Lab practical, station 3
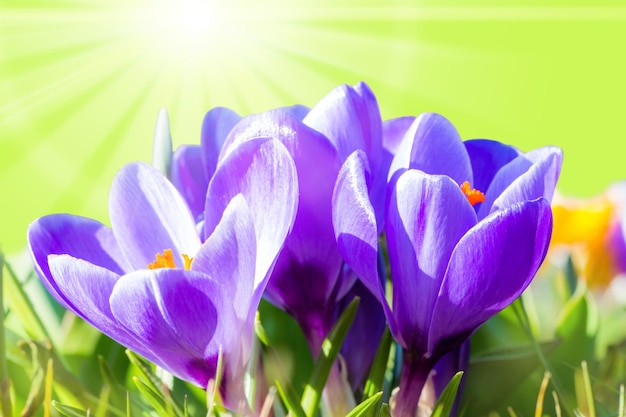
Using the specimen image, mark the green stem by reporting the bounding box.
[0,253,12,417]
[511,298,574,417]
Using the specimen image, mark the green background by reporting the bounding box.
[1,0,625,254]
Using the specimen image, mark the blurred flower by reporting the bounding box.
[549,182,626,288]
[28,138,298,412]
[333,113,561,417]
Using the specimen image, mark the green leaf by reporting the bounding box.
[274,379,306,417]
[300,296,359,417]
[206,347,225,417]
[363,328,392,400]
[152,108,173,176]
[0,252,12,417]
[97,356,128,415]
[431,371,464,417]
[461,339,560,416]
[18,339,92,409]
[52,401,90,417]
[345,392,382,417]
[21,366,45,417]
[125,350,162,396]
[255,311,270,347]
[133,376,171,417]
[2,259,48,341]
[380,402,391,417]
[547,285,597,407]
[128,353,187,417]
[563,254,578,297]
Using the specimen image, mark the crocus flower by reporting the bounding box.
[170,104,310,222]
[28,138,298,412]
[170,106,242,220]
[212,82,382,416]
[333,113,561,417]
[549,182,626,288]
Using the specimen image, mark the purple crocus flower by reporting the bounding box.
[170,104,310,222]
[218,83,382,354]
[333,113,562,417]
[27,138,298,413]
[218,110,341,346]
[170,107,242,220]
[211,83,382,416]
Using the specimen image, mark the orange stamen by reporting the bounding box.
[460,181,485,206]
[147,249,193,270]
[148,248,176,269]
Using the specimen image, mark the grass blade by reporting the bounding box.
[300,297,359,417]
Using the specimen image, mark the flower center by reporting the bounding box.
[459,181,485,206]
[147,248,193,270]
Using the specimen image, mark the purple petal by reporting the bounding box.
[219,110,332,163]
[386,170,477,351]
[431,341,470,416]
[47,255,157,362]
[170,144,207,220]
[382,117,415,178]
[110,268,234,388]
[27,215,129,309]
[305,83,386,229]
[201,107,241,180]
[339,278,387,391]
[280,104,310,120]
[479,146,563,218]
[332,151,382,304]
[429,198,552,356]
[192,195,257,324]
[205,137,298,291]
[109,162,201,270]
[609,219,626,274]
[303,82,382,167]
[464,139,521,193]
[388,113,473,186]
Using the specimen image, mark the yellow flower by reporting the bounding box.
[549,183,626,288]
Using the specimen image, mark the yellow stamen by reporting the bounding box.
[182,254,194,270]
[147,248,193,271]
[459,181,485,206]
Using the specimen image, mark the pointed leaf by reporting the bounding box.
[133,377,172,417]
[0,252,12,417]
[431,371,464,417]
[461,340,560,416]
[98,356,127,410]
[3,260,48,340]
[52,402,90,417]
[275,379,307,417]
[345,392,382,417]
[300,297,359,417]
[152,108,173,176]
[544,286,598,407]
[125,350,163,398]
[363,328,392,400]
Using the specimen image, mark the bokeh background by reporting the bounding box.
[2,0,626,254]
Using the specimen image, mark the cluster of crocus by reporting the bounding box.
[27,82,563,417]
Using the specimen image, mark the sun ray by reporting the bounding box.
[2,2,626,251]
